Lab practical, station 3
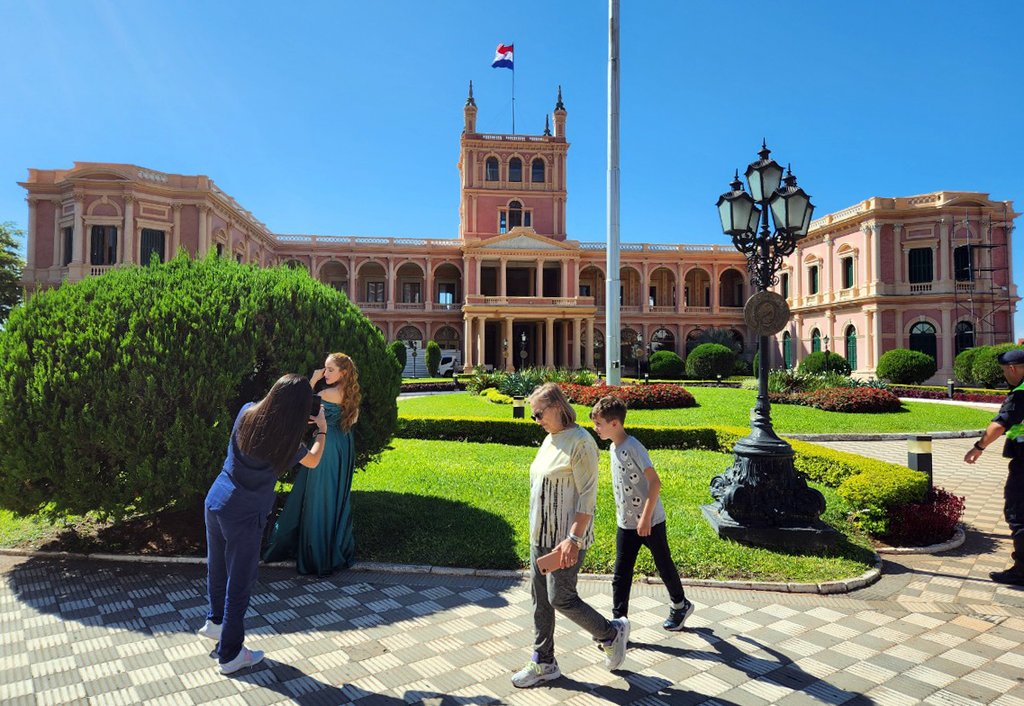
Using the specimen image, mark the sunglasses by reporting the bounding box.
[531,407,547,421]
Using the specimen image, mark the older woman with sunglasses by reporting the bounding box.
[511,383,629,688]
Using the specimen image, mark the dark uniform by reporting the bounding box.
[990,349,1024,583]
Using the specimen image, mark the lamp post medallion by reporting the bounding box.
[743,291,790,336]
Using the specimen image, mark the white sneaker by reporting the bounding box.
[219,647,264,674]
[600,617,630,671]
[197,620,222,641]
[511,659,561,688]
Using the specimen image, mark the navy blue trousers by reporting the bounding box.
[205,507,264,663]
[1006,461,1024,566]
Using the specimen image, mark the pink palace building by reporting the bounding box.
[18,85,1019,383]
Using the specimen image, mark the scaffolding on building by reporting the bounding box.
[951,202,1015,350]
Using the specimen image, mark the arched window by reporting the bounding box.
[531,158,545,183]
[811,328,821,353]
[845,325,857,370]
[509,157,522,182]
[485,157,499,181]
[508,201,523,229]
[955,321,975,356]
[396,325,423,343]
[651,328,675,354]
[909,321,937,361]
[782,331,792,369]
[434,325,461,350]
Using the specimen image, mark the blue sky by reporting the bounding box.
[3,1,1022,334]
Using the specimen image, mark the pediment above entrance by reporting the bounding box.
[472,228,573,252]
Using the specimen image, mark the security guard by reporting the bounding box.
[964,347,1024,585]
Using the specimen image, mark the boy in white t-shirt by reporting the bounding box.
[590,395,693,630]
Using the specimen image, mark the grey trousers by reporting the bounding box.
[530,545,616,663]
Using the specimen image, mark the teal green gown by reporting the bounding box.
[262,401,356,575]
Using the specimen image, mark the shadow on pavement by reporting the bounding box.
[633,627,874,706]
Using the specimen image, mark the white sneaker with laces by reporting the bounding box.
[219,647,264,674]
[600,617,630,670]
[197,620,222,641]
[511,659,561,688]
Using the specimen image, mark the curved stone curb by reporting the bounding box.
[876,525,966,555]
[0,548,884,595]
[786,430,982,442]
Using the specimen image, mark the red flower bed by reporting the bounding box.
[889,386,1004,403]
[768,387,901,413]
[884,488,965,547]
[559,382,696,410]
[801,387,901,413]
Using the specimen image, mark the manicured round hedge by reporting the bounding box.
[876,348,936,385]
[953,347,981,385]
[0,254,401,519]
[684,343,735,379]
[798,350,852,377]
[425,340,441,377]
[388,340,407,370]
[648,350,684,379]
[971,343,1024,389]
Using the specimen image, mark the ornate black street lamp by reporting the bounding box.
[704,142,834,549]
[406,340,420,379]
[824,335,831,375]
[503,338,509,371]
[519,331,528,368]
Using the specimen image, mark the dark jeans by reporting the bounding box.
[612,521,685,619]
[206,507,265,663]
[1005,461,1024,566]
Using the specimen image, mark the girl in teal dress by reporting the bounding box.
[263,353,360,575]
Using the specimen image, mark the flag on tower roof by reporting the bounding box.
[491,44,514,70]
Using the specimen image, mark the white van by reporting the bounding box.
[438,350,462,377]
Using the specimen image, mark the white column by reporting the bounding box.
[893,224,904,283]
[641,262,650,313]
[866,309,877,368]
[51,199,62,269]
[198,204,210,255]
[463,316,473,370]
[938,219,950,283]
[71,192,85,265]
[387,259,396,309]
[504,317,514,370]
[536,258,544,297]
[675,264,684,313]
[545,317,555,368]
[871,224,882,285]
[122,195,135,264]
[824,235,834,301]
[499,257,507,298]
[476,316,486,368]
[571,318,581,369]
[585,318,595,369]
[475,256,481,296]
[425,259,434,310]
[711,263,720,311]
[561,260,568,298]
[25,197,37,271]
[348,257,357,300]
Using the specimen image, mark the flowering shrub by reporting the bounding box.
[400,381,457,393]
[883,488,965,546]
[800,387,902,413]
[559,382,696,410]
[888,385,1005,403]
[769,387,901,413]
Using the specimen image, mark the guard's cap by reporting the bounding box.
[997,348,1024,365]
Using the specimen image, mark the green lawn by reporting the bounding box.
[399,389,994,433]
[348,438,875,582]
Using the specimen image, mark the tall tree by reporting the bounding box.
[0,222,25,325]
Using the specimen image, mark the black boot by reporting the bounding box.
[991,535,1024,585]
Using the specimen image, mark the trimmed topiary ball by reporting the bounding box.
[425,340,441,377]
[953,346,982,386]
[684,343,735,379]
[0,254,401,520]
[971,343,1024,389]
[798,350,852,376]
[875,348,936,385]
[648,350,684,379]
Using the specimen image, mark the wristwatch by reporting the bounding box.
[568,533,582,548]
[973,441,985,452]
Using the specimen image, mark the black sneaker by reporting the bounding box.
[990,568,1024,586]
[663,600,694,631]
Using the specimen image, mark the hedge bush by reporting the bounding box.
[798,351,852,377]
[876,348,936,385]
[972,343,1024,389]
[953,347,981,385]
[388,340,407,370]
[559,382,696,410]
[883,488,965,546]
[648,350,684,379]
[685,343,735,379]
[798,387,902,413]
[425,340,441,377]
[0,254,401,519]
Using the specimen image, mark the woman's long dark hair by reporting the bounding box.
[235,374,312,475]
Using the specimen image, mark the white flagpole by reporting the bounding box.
[511,48,516,134]
[606,0,621,385]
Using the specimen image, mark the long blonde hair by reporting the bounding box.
[527,383,576,429]
[327,352,361,431]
